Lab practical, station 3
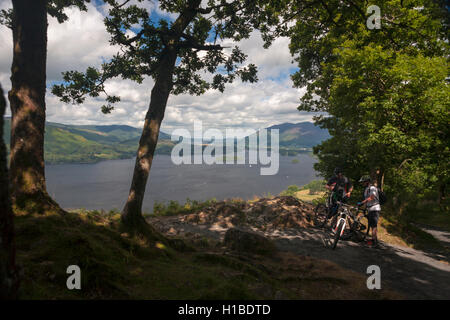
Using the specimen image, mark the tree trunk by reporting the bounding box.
[121,51,177,227]
[438,182,446,211]
[121,1,202,228]
[370,168,378,187]
[371,167,384,189]
[0,84,19,299]
[8,0,58,213]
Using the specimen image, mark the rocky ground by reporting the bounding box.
[148,196,450,300]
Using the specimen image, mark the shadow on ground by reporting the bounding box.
[150,215,450,300]
[268,226,450,300]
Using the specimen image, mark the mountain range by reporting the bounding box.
[267,122,330,148]
[2,118,329,164]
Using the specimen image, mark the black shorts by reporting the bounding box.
[368,210,380,228]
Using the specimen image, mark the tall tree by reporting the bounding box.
[53,0,268,229]
[272,0,449,209]
[8,0,52,213]
[6,0,89,214]
[0,83,19,299]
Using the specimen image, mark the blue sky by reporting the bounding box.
[0,0,315,133]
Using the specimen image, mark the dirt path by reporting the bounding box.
[269,227,450,299]
[149,215,450,300]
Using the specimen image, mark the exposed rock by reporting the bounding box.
[223,227,276,255]
[180,196,315,231]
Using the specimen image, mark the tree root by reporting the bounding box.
[119,214,193,252]
[12,191,66,216]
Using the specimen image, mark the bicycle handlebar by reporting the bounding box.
[335,201,356,209]
[335,201,368,219]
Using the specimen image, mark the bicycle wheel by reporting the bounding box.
[332,220,345,250]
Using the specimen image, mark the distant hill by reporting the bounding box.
[267,122,330,148]
[2,118,329,163]
[241,122,330,155]
[2,118,174,164]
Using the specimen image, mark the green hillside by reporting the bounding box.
[3,118,330,163]
[3,118,174,164]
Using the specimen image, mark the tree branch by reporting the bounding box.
[178,41,225,51]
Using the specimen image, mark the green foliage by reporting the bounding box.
[278,0,449,215]
[302,180,326,195]
[312,196,326,206]
[280,185,301,197]
[152,198,217,217]
[280,181,327,202]
[380,209,446,251]
[47,0,90,23]
[52,0,269,111]
[0,9,12,28]
[261,192,274,199]
[406,201,450,231]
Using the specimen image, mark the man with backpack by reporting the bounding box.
[357,175,383,248]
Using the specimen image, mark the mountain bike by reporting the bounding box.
[330,202,368,249]
[314,192,350,227]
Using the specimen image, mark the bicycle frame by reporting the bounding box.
[334,206,349,237]
[334,202,364,236]
[330,201,369,250]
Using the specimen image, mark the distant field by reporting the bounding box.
[295,189,325,202]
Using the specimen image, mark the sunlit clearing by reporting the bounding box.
[155,242,166,250]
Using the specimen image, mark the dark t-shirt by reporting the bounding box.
[327,176,353,197]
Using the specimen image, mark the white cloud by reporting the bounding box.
[47,3,120,81]
[0,0,12,100]
[0,1,314,131]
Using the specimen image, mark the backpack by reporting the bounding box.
[377,187,387,205]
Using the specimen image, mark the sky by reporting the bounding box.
[0,0,315,133]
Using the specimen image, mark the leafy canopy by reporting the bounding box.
[0,0,90,28]
[267,0,449,205]
[51,0,278,113]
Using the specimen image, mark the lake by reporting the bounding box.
[45,153,320,212]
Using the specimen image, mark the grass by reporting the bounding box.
[378,198,450,252]
[294,189,325,203]
[280,185,301,197]
[279,183,325,203]
[378,208,447,252]
[13,209,401,299]
[407,204,450,232]
[148,198,218,217]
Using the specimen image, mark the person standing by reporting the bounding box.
[322,167,353,227]
[358,175,381,248]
